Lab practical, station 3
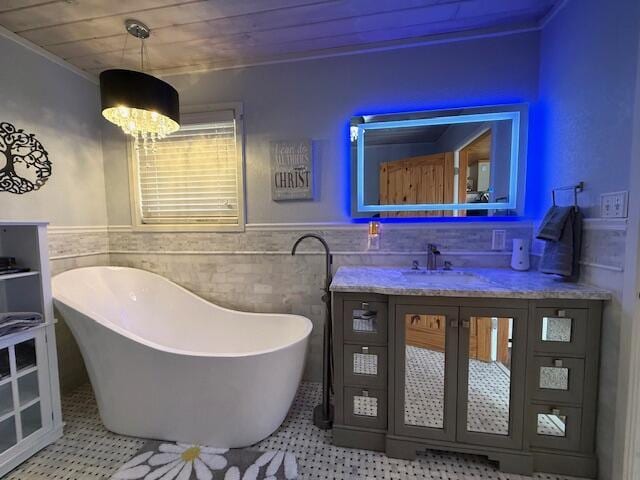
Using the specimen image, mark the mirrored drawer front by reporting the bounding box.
[344,387,387,430]
[343,301,387,344]
[533,309,587,355]
[343,345,387,388]
[529,404,582,452]
[532,357,585,404]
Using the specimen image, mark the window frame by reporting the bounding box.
[128,102,246,232]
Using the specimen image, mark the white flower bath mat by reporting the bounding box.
[110,441,298,480]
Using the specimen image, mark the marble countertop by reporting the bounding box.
[330,266,612,300]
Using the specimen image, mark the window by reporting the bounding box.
[129,105,245,231]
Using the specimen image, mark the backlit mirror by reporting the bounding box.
[351,104,527,217]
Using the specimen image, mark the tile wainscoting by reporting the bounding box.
[46,220,625,388]
[574,219,628,479]
[48,226,111,393]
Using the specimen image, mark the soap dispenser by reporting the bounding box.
[511,238,530,271]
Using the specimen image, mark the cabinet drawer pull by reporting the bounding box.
[361,346,369,354]
[361,302,370,310]
[551,407,561,416]
[554,359,564,367]
[557,309,566,317]
[461,320,470,329]
[450,320,459,328]
[361,389,369,397]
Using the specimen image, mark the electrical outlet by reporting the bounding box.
[492,229,506,250]
[600,191,628,218]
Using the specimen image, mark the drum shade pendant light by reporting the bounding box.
[100,20,180,152]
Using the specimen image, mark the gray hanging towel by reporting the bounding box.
[0,312,44,337]
[537,207,583,279]
[537,206,573,242]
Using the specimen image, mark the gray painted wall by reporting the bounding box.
[103,32,540,225]
[0,34,107,226]
[0,34,110,393]
[536,0,640,219]
[537,1,640,479]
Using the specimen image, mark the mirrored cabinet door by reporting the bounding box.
[457,308,527,449]
[395,305,459,442]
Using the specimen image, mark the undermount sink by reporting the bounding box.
[402,269,468,276]
[401,269,495,287]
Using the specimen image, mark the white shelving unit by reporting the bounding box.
[0,222,63,477]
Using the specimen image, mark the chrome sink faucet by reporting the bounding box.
[427,243,441,270]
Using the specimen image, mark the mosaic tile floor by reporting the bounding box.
[6,382,582,480]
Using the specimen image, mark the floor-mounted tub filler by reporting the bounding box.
[52,266,312,448]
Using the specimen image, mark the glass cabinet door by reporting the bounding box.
[0,332,51,461]
[394,305,459,442]
[0,346,16,455]
[457,308,527,449]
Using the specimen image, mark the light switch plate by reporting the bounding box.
[492,229,506,250]
[600,191,628,218]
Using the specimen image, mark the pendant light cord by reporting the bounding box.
[140,37,151,73]
[120,31,128,67]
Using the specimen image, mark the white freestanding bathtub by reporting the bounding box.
[52,266,312,447]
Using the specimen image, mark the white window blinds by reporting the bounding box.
[133,110,242,226]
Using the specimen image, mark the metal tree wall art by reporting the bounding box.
[0,122,51,194]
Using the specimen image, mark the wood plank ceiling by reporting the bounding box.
[0,0,559,76]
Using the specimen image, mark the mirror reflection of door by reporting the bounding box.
[458,130,492,217]
[403,313,515,436]
[404,313,448,429]
[466,317,513,436]
[379,152,454,217]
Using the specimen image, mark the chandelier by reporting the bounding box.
[99,20,180,152]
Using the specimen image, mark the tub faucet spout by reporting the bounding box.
[291,234,333,292]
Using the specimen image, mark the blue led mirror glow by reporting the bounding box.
[353,108,523,217]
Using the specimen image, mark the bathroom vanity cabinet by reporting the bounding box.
[330,267,609,477]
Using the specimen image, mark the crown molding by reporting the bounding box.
[0,24,98,85]
[156,22,540,78]
[538,0,570,28]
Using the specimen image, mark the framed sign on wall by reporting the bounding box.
[270,139,313,201]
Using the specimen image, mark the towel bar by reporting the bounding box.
[552,181,584,210]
